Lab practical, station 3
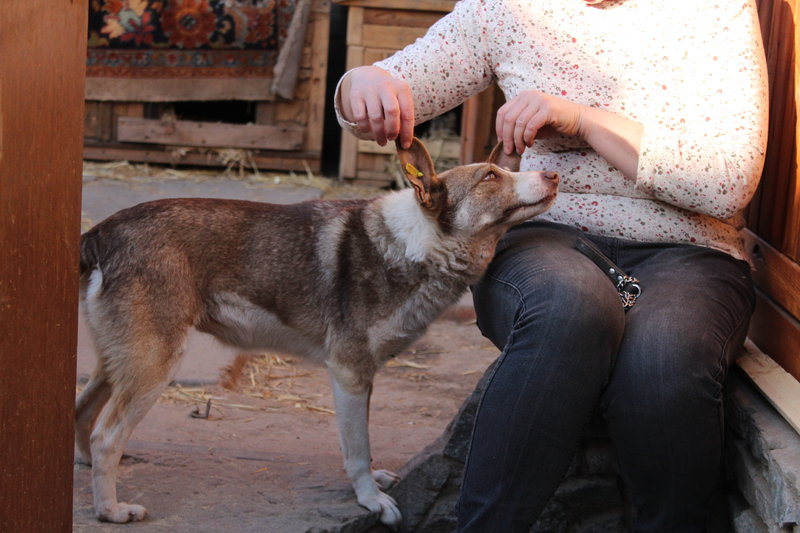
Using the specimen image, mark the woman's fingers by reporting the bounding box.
[496,91,583,154]
[396,87,416,149]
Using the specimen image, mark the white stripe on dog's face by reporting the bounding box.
[380,189,439,262]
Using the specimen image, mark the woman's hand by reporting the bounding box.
[495,90,583,155]
[340,66,415,149]
[496,89,644,181]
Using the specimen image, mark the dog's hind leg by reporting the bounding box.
[328,365,402,528]
[89,333,185,523]
[75,369,112,465]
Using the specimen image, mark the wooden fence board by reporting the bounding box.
[117,117,304,151]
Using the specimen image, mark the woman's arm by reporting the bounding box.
[335,0,494,149]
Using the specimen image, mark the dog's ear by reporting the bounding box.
[488,142,522,172]
[396,138,442,210]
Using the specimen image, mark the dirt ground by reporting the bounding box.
[73,163,500,533]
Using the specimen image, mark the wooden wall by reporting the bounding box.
[84,0,331,173]
[745,0,800,381]
[0,1,87,531]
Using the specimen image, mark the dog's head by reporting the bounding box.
[396,138,559,236]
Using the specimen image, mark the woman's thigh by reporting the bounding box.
[604,242,755,422]
[460,222,628,531]
[601,242,755,529]
[473,221,626,353]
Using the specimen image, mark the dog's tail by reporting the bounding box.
[79,228,103,280]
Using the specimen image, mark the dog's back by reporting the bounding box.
[80,197,381,356]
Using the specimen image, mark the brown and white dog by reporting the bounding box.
[75,138,558,527]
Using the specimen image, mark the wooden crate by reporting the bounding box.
[83,0,331,173]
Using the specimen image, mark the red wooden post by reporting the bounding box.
[0,1,88,531]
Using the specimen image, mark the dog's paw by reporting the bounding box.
[358,490,402,529]
[97,502,148,523]
[372,469,401,491]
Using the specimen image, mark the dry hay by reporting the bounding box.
[157,353,336,419]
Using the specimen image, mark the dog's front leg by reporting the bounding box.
[328,368,402,528]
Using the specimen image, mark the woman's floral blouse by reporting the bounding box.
[337,0,769,262]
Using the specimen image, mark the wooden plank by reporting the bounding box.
[363,8,445,28]
[354,169,397,183]
[335,0,456,12]
[304,1,330,153]
[113,102,145,119]
[794,0,800,259]
[340,130,360,178]
[363,48,402,65]
[346,5,364,47]
[748,287,800,381]
[112,102,144,141]
[117,117,304,151]
[0,1,86,532]
[362,24,427,49]
[359,151,392,175]
[743,229,800,320]
[255,101,277,124]
[423,137,461,161]
[83,145,321,173]
[346,176,395,188]
[748,0,798,258]
[460,85,498,164]
[86,77,274,102]
[737,340,800,434]
[339,41,364,178]
[357,139,396,155]
[84,102,114,142]
[766,2,796,247]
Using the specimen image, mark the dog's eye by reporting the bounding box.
[482,172,499,182]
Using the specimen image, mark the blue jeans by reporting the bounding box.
[458,221,754,533]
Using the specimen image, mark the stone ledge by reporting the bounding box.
[725,370,800,533]
[319,363,800,533]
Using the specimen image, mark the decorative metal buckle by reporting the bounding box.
[617,276,642,311]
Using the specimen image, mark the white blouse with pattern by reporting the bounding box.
[337,0,769,261]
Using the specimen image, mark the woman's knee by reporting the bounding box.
[605,319,735,419]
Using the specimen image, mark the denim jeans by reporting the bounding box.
[458,221,755,533]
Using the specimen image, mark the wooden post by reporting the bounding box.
[0,2,88,532]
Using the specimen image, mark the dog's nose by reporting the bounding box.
[543,171,559,183]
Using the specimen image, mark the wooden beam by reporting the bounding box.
[86,77,276,102]
[304,2,330,153]
[345,5,364,47]
[460,85,499,164]
[748,287,800,381]
[117,117,304,151]
[737,340,800,435]
[0,1,86,531]
[363,8,445,28]
[743,229,800,320]
[357,139,396,155]
[362,24,428,49]
[83,145,322,173]
[335,0,456,12]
